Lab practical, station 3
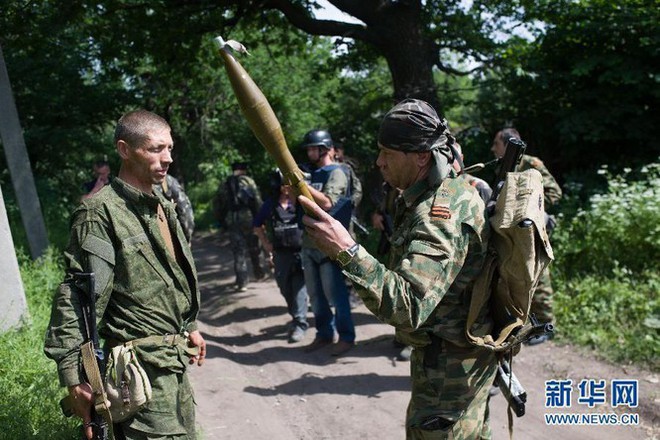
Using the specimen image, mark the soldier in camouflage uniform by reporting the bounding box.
[492,128,562,344]
[44,110,206,439]
[154,174,195,243]
[453,143,493,202]
[301,99,497,439]
[215,162,265,291]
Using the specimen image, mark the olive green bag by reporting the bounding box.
[466,169,554,352]
[104,343,152,422]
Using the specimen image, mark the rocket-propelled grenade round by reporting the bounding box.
[213,36,315,208]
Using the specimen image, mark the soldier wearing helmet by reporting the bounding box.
[299,129,357,356]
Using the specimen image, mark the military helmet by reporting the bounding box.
[301,129,333,150]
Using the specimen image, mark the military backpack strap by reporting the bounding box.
[161,175,169,196]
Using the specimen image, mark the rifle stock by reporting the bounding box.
[213,37,314,212]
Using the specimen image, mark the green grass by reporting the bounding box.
[0,248,79,439]
[553,269,659,370]
[551,161,660,371]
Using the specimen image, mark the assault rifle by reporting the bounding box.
[496,358,527,417]
[60,272,111,440]
[487,137,527,215]
[495,317,554,419]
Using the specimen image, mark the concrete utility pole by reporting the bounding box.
[0,184,29,331]
[0,42,48,259]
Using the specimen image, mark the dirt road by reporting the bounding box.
[188,232,658,439]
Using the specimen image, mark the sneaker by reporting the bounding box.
[235,283,248,292]
[396,345,412,362]
[288,326,306,343]
[331,340,355,356]
[526,333,550,346]
[304,337,333,353]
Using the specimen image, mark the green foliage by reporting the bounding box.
[553,162,660,277]
[0,249,78,439]
[554,270,659,370]
[477,0,660,176]
[552,161,660,370]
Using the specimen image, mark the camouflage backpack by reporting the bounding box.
[465,141,555,353]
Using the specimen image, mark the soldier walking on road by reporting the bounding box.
[215,162,265,291]
[300,99,497,439]
[492,128,562,345]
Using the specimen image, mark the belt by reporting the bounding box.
[107,332,189,349]
[107,332,199,358]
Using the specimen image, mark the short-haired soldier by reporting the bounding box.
[45,109,206,439]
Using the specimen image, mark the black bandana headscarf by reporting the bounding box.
[378,98,456,185]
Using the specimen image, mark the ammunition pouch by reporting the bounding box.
[104,343,152,423]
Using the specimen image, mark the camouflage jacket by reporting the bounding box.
[154,174,195,242]
[517,154,562,207]
[44,178,200,387]
[216,174,262,230]
[461,173,492,202]
[342,176,491,347]
[340,161,363,208]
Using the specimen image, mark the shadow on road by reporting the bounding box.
[244,372,410,397]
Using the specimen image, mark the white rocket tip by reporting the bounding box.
[213,36,226,49]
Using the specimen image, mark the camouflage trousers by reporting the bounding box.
[530,266,554,324]
[228,226,264,286]
[117,368,196,439]
[406,341,497,440]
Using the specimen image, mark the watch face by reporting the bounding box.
[337,244,358,266]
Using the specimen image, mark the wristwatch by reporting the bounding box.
[335,243,360,267]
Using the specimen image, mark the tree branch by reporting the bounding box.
[259,0,378,43]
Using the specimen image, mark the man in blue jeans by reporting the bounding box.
[299,129,356,356]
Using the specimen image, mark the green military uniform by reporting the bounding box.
[217,174,264,287]
[517,155,562,206]
[517,154,562,323]
[44,178,200,438]
[155,174,195,243]
[342,176,497,439]
[462,174,492,203]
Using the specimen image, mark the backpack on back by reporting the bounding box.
[464,142,555,354]
[466,169,554,352]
